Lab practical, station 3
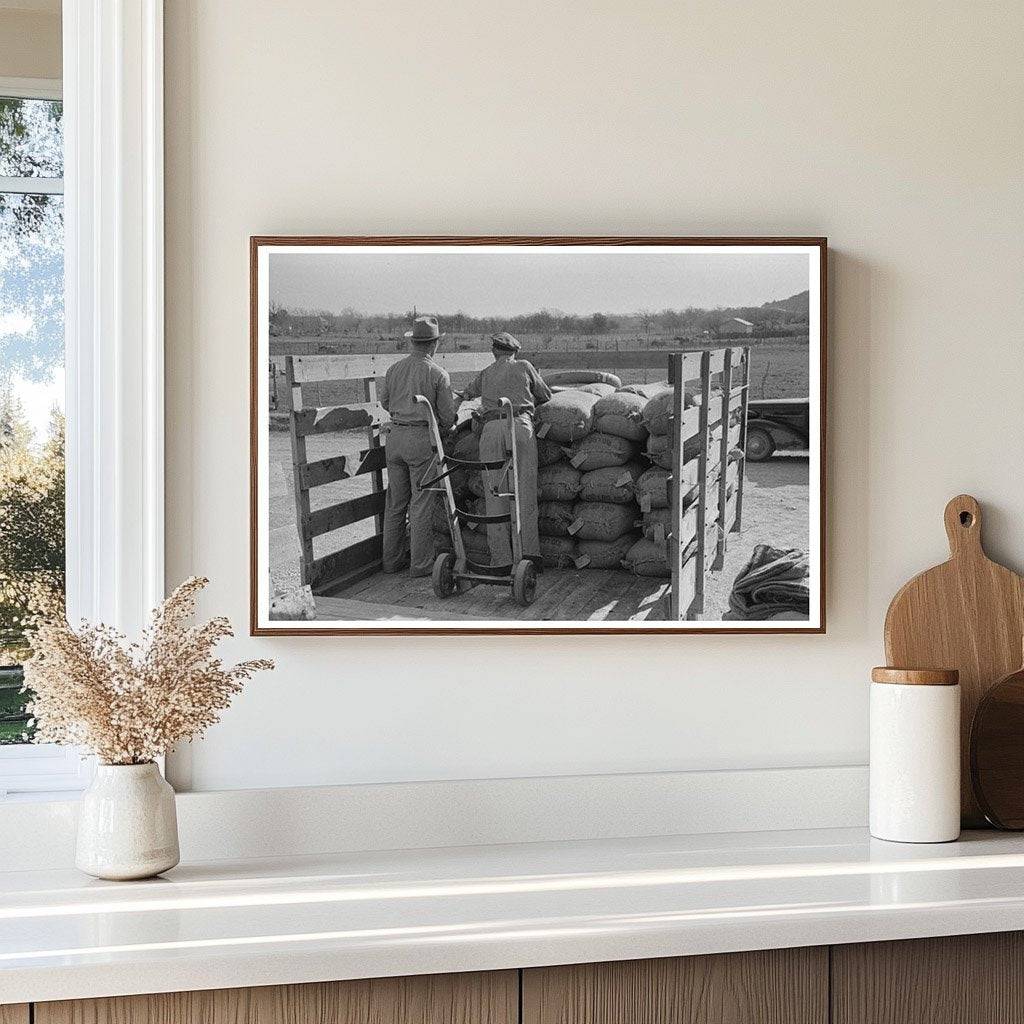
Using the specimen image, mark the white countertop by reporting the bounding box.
[4,826,1024,1004]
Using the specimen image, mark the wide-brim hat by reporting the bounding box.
[405,315,445,342]
[490,331,521,352]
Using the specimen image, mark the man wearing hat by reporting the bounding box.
[378,316,457,577]
[461,332,552,568]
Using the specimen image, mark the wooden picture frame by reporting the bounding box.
[251,237,827,635]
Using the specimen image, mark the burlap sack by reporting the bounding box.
[567,431,639,471]
[447,430,480,461]
[576,532,641,569]
[467,470,486,498]
[538,461,583,502]
[538,500,577,537]
[642,389,674,435]
[622,537,672,577]
[634,466,671,510]
[592,391,648,441]
[574,382,617,398]
[537,437,566,467]
[617,381,671,399]
[539,534,577,569]
[544,370,622,389]
[534,390,599,444]
[640,507,674,542]
[572,501,637,541]
[579,462,645,504]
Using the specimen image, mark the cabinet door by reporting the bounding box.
[36,971,517,1024]
[523,948,828,1024]
[0,1007,29,1024]
[832,932,1024,1024]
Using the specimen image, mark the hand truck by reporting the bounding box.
[414,395,538,607]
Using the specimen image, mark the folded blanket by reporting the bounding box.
[727,544,810,619]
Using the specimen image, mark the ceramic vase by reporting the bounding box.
[76,762,180,880]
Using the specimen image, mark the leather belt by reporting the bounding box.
[477,407,531,423]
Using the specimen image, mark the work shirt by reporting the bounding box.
[463,357,552,415]
[378,351,457,429]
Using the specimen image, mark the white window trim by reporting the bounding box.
[0,3,165,798]
[64,0,164,636]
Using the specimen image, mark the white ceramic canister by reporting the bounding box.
[76,762,180,880]
[869,667,961,843]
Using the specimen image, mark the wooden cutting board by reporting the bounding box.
[884,494,1024,826]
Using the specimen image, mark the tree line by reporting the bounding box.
[268,298,810,339]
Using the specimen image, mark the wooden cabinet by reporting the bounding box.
[832,932,1024,1024]
[34,971,517,1024]
[522,948,828,1024]
[22,932,1024,1024]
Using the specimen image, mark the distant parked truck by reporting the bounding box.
[745,397,810,460]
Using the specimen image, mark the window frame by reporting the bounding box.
[0,0,165,799]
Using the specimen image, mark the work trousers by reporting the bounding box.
[381,423,437,577]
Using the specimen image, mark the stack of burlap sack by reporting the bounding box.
[433,372,718,579]
[532,372,678,578]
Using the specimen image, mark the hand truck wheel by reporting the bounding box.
[511,559,538,607]
[432,552,457,598]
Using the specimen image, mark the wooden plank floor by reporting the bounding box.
[317,568,669,622]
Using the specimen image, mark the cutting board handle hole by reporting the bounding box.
[960,511,974,527]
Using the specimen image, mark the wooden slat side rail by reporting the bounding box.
[300,447,388,489]
[691,350,713,617]
[668,353,688,620]
[293,402,387,436]
[285,357,315,587]
[832,933,1024,1024]
[292,349,711,384]
[37,971,518,1024]
[311,534,383,593]
[522,948,828,1024]
[714,348,734,570]
[308,492,387,537]
[292,352,495,383]
[733,348,751,533]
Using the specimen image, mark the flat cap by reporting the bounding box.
[490,332,521,352]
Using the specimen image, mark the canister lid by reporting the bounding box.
[871,667,959,686]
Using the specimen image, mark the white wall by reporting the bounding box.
[164,0,1024,792]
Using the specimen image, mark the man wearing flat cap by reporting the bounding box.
[461,332,552,568]
[378,316,457,577]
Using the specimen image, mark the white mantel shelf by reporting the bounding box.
[5,828,1024,1004]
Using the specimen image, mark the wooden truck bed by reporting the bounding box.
[315,567,670,622]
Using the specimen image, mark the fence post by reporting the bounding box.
[668,354,686,620]
[733,346,751,533]
[286,356,315,588]
[713,348,734,569]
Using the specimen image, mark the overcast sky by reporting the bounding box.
[269,249,810,316]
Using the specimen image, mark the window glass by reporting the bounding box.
[0,98,63,178]
[0,97,65,748]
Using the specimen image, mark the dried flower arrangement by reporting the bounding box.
[23,576,273,765]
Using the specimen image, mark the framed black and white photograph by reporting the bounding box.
[250,237,826,634]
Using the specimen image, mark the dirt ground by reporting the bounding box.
[698,455,809,620]
[267,429,809,620]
